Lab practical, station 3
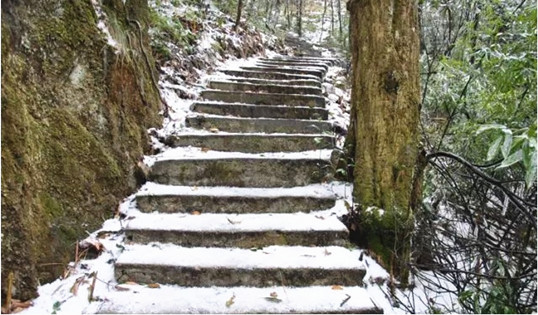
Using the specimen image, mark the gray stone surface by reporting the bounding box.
[208,80,322,95]
[201,90,326,107]
[191,102,328,120]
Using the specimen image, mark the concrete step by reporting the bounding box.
[208,80,322,96]
[221,69,319,81]
[224,76,322,88]
[163,133,334,153]
[241,66,324,80]
[124,212,349,247]
[115,245,366,287]
[92,285,382,314]
[256,61,329,72]
[148,153,334,187]
[201,89,325,108]
[186,115,334,134]
[191,102,328,120]
[135,183,337,214]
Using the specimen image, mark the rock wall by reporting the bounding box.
[1,0,161,301]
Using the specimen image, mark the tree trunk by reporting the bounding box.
[234,0,243,31]
[348,0,421,285]
[330,0,334,34]
[297,0,303,37]
[337,0,342,39]
[319,0,327,43]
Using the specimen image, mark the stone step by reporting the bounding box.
[224,76,322,88]
[256,60,329,71]
[186,115,334,134]
[135,183,337,214]
[221,69,319,81]
[115,245,366,287]
[259,57,332,68]
[148,152,334,187]
[92,285,382,314]
[241,66,324,79]
[163,133,334,153]
[271,56,339,65]
[191,102,328,120]
[208,80,322,96]
[201,89,325,108]
[124,212,349,247]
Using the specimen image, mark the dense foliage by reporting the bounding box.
[414,0,536,312]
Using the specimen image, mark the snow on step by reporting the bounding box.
[255,62,328,74]
[163,133,334,152]
[208,80,323,95]
[241,66,324,79]
[91,285,381,314]
[191,102,328,120]
[222,76,322,88]
[135,182,339,214]
[201,89,326,108]
[115,245,366,287]
[124,212,349,247]
[221,69,320,81]
[186,114,334,133]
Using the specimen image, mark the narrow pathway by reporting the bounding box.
[97,56,381,313]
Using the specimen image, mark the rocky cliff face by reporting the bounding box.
[1,0,161,301]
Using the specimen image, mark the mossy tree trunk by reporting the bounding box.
[348,0,421,285]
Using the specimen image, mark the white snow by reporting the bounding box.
[116,244,364,269]
[123,212,348,232]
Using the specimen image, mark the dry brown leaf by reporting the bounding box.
[201,147,211,152]
[147,283,161,289]
[227,218,241,225]
[270,292,278,298]
[70,276,86,296]
[331,285,343,290]
[191,210,201,215]
[225,294,235,307]
[209,128,219,133]
[315,215,325,220]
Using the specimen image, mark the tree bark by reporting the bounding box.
[319,0,327,43]
[297,0,303,37]
[348,0,421,285]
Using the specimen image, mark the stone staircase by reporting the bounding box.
[97,56,382,313]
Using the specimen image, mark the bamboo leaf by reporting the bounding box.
[501,130,513,158]
[496,149,523,170]
[487,136,502,161]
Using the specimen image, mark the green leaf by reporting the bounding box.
[501,130,513,158]
[496,149,523,170]
[487,136,503,161]
[525,151,537,189]
[476,124,505,135]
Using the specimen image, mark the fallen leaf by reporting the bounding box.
[70,276,86,296]
[114,285,130,292]
[209,128,219,133]
[191,210,201,215]
[123,281,138,285]
[324,249,332,256]
[191,186,199,191]
[225,294,235,307]
[331,285,343,290]
[315,215,325,220]
[201,147,211,152]
[265,294,282,303]
[227,218,241,225]
[147,283,161,289]
[270,292,278,298]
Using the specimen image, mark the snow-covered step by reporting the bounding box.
[201,89,325,108]
[208,80,323,96]
[186,115,334,134]
[91,285,382,314]
[124,212,349,247]
[256,61,328,73]
[224,76,322,88]
[270,56,339,65]
[241,66,324,79]
[191,102,328,120]
[148,155,333,187]
[135,183,337,214]
[258,58,332,68]
[163,133,334,153]
[115,245,366,287]
[221,69,319,81]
